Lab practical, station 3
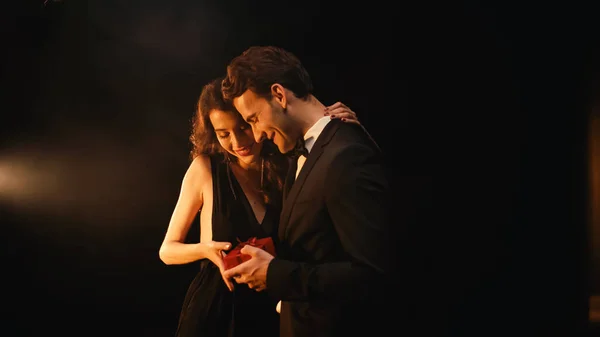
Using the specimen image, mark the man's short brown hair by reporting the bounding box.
[221,46,313,101]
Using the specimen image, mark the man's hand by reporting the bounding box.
[222,245,274,292]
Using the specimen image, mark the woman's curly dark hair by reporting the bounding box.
[190,76,289,206]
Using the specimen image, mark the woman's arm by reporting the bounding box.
[159,155,228,265]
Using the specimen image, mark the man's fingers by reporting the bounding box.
[218,263,235,291]
[221,265,243,290]
[222,274,235,291]
[222,265,242,280]
[247,282,265,292]
[240,244,260,256]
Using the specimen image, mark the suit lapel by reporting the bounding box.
[278,121,341,240]
[282,157,296,202]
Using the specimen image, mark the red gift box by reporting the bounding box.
[223,237,276,270]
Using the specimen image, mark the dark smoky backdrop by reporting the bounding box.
[1,1,597,336]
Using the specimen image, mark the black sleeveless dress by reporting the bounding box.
[174,157,280,337]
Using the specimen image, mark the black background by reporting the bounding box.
[2,1,598,336]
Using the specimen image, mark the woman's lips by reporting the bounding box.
[235,145,252,156]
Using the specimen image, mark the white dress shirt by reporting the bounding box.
[295,116,331,179]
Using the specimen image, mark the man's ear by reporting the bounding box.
[270,83,287,110]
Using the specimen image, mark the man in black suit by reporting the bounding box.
[221,46,395,337]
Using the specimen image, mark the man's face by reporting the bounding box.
[233,89,299,154]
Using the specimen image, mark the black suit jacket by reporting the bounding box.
[267,120,395,337]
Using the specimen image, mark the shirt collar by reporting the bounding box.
[303,116,331,154]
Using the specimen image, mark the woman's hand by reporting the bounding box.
[324,101,360,125]
[203,241,235,291]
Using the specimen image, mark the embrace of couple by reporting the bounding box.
[159,46,395,337]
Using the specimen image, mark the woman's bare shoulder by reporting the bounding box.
[184,155,213,186]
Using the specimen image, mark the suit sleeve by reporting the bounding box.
[266,143,394,303]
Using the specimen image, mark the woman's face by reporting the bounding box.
[209,109,263,166]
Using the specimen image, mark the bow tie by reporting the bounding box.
[288,139,309,159]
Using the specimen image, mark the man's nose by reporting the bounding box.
[253,129,265,144]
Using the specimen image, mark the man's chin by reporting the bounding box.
[279,143,294,155]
